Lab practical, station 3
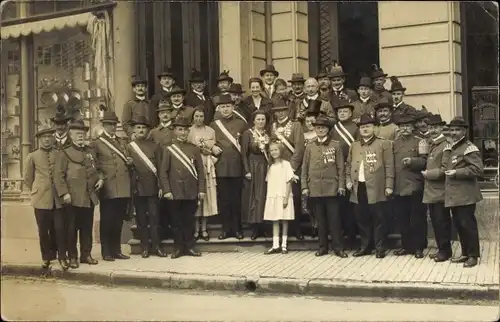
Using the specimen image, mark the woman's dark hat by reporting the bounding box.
[50,105,72,123]
[358,113,377,126]
[100,111,119,124]
[129,115,151,128]
[425,114,446,126]
[260,65,279,77]
[69,119,90,131]
[217,70,233,83]
[311,114,333,128]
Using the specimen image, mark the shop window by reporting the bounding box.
[37,46,53,66]
[30,0,108,16]
[7,50,20,74]
[1,1,18,20]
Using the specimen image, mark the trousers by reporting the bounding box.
[354,183,387,252]
[100,198,128,257]
[34,208,67,261]
[217,178,242,234]
[451,204,480,258]
[66,205,94,259]
[428,202,452,255]
[311,197,343,252]
[135,196,160,250]
[394,192,427,251]
[169,199,197,251]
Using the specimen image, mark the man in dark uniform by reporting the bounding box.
[352,76,377,123]
[271,98,306,240]
[288,73,306,104]
[210,94,247,240]
[167,86,196,121]
[122,75,152,137]
[260,65,281,100]
[328,61,358,107]
[346,113,395,258]
[371,64,392,102]
[54,119,103,268]
[126,115,167,258]
[422,114,452,262]
[211,70,233,106]
[160,116,206,258]
[329,100,360,249]
[389,76,417,121]
[25,122,69,270]
[184,69,214,124]
[443,117,483,268]
[91,111,133,261]
[214,83,250,124]
[374,99,399,141]
[150,66,177,113]
[52,105,73,150]
[148,100,175,148]
[391,114,428,258]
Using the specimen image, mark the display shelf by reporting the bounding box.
[5,135,20,139]
[6,114,20,119]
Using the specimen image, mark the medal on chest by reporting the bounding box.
[364,150,377,173]
[86,153,96,168]
[322,147,336,164]
[276,121,292,138]
[451,155,458,165]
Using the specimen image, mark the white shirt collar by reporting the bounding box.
[432,134,445,142]
[277,117,289,125]
[161,121,171,128]
[104,130,116,140]
[394,101,404,108]
[317,136,328,143]
[173,104,183,109]
[360,96,370,103]
[136,95,146,101]
[307,93,319,100]
[162,87,171,92]
[332,85,344,92]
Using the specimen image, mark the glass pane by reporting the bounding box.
[31,0,56,15]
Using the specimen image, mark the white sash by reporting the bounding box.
[334,123,355,147]
[233,110,248,124]
[215,120,241,153]
[167,144,198,179]
[249,129,269,162]
[98,136,128,163]
[129,141,157,176]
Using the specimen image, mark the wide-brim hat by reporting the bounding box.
[288,73,306,83]
[394,114,415,125]
[50,105,72,123]
[426,114,446,126]
[157,67,174,80]
[131,75,148,86]
[227,83,244,94]
[414,109,431,121]
[172,117,191,128]
[271,98,289,111]
[157,100,174,112]
[358,76,373,88]
[333,99,354,111]
[312,114,333,128]
[69,119,90,131]
[328,61,346,78]
[315,68,329,80]
[374,100,393,110]
[389,76,406,92]
[100,111,119,124]
[35,122,56,137]
[129,116,151,127]
[371,64,388,79]
[166,86,186,97]
[259,65,279,77]
[358,113,377,126]
[189,69,205,83]
[217,70,233,83]
[448,116,468,128]
[305,99,323,116]
[216,94,234,106]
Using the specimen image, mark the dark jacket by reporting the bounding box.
[422,135,448,204]
[393,134,427,196]
[122,98,154,137]
[184,91,214,124]
[126,138,162,197]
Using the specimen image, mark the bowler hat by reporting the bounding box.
[358,113,377,126]
[50,105,72,123]
[166,86,186,97]
[448,116,468,128]
[35,120,56,137]
[216,94,234,106]
[271,98,289,111]
[315,67,329,80]
[389,76,407,93]
[100,111,119,124]
[189,69,205,83]
[312,114,333,128]
[328,61,346,78]
[305,99,323,116]
[260,65,279,77]
[129,115,151,127]
[69,119,90,131]
[288,73,306,83]
[157,100,174,112]
[227,83,245,94]
[333,99,354,111]
[172,116,191,128]
[217,70,233,83]
[358,76,372,88]
[371,64,388,79]
[131,75,148,86]
[426,114,446,126]
[157,67,175,80]
[394,114,415,125]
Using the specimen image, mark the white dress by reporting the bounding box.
[263,160,295,221]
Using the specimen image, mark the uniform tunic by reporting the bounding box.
[327,87,358,108]
[171,104,196,123]
[375,121,399,141]
[392,102,417,121]
[210,116,247,178]
[352,98,377,121]
[125,138,162,197]
[392,135,427,196]
[122,98,153,136]
[422,135,449,204]
[148,123,175,148]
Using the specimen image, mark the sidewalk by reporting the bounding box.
[1,238,498,301]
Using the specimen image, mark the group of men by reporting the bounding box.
[26,61,484,270]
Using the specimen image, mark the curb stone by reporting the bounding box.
[1,263,498,301]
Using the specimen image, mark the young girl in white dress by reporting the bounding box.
[263,141,295,254]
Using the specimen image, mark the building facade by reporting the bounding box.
[1,1,498,195]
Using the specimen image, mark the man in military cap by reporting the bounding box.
[391,114,428,259]
[211,70,233,106]
[389,76,417,121]
[443,117,483,268]
[346,113,395,259]
[374,99,399,141]
[150,66,177,112]
[54,119,103,268]
[125,116,167,258]
[370,64,392,102]
[421,114,453,263]
[160,116,206,258]
[210,94,247,240]
[148,100,175,148]
[290,78,335,123]
[272,98,306,240]
[167,86,196,122]
[184,69,214,124]
[122,75,153,137]
[51,105,73,150]
[91,111,133,261]
[260,65,280,100]
[329,100,360,249]
[288,73,307,104]
[25,121,69,270]
[352,76,377,123]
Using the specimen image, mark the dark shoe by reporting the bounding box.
[186,249,201,257]
[155,248,167,258]
[463,257,478,268]
[375,251,386,259]
[81,256,98,265]
[141,250,149,258]
[41,260,51,269]
[171,250,183,259]
[194,231,200,241]
[264,247,281,255]
[333,250,348,258]
[102,256,115,262]
[250,229,259,241]
[114,253,130,260]
[451,255,469,263]
[434,252,451,262]
[218,232,230,240]
[296,231,304,240]
[414,250,424,259]
[281,247,288,254]
[58,259,70,271]
[353,250,371,257]
[201,230,210,241]
[69,258,79,269]
[315,249,328,257]
[235,231,244,240]
[394,248,412,256]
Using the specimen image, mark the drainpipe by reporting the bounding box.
[19,0,32,177]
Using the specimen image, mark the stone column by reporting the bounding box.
[378,1,462,121]
[270,1,309,84]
